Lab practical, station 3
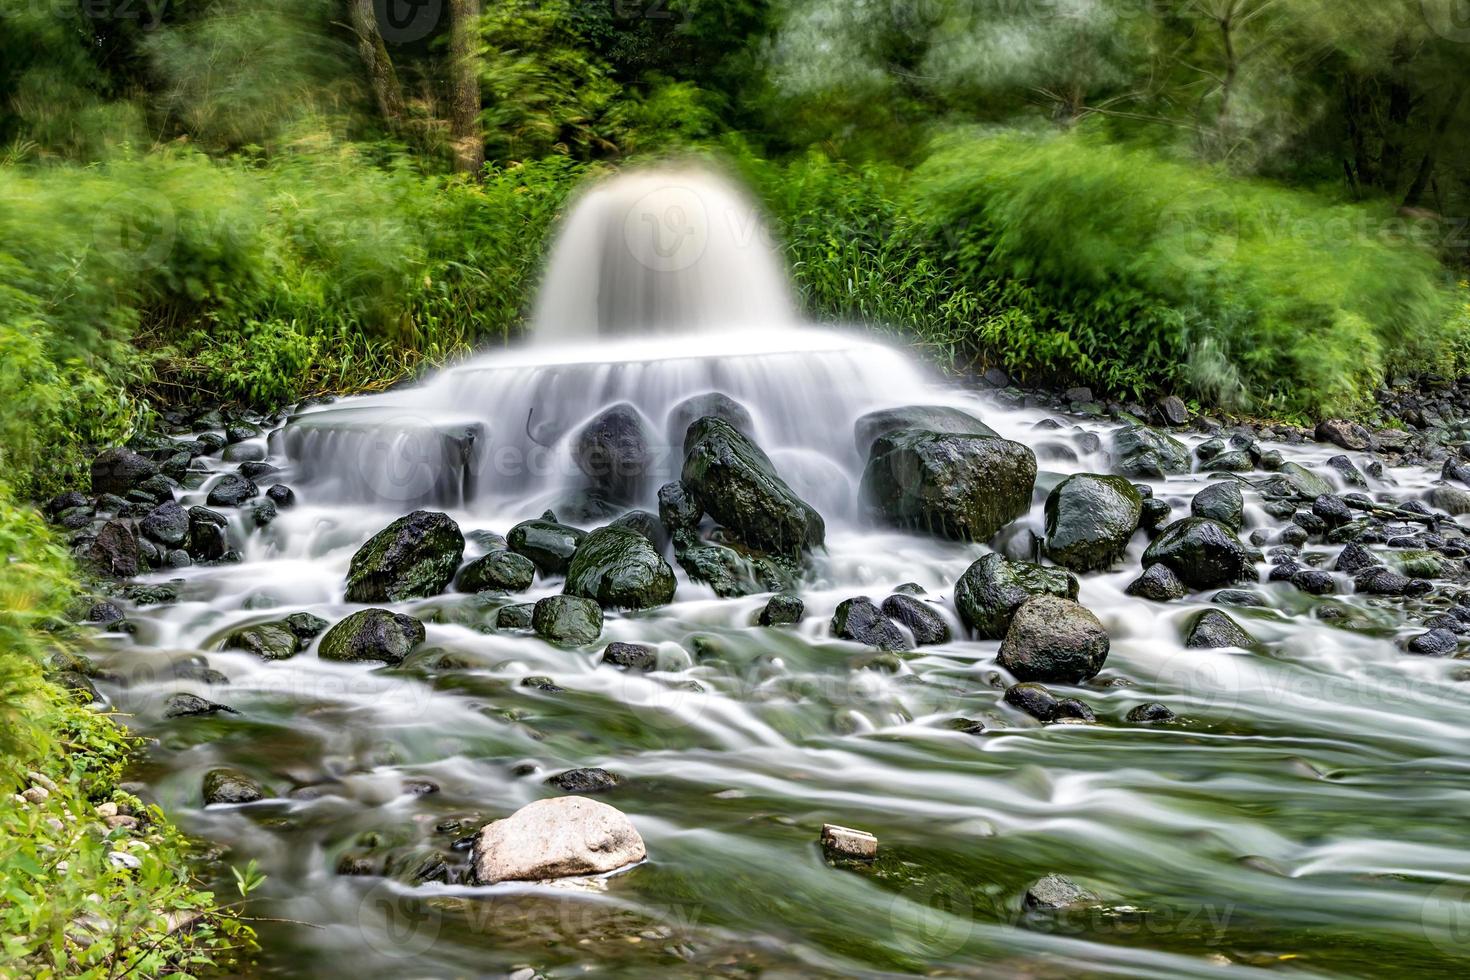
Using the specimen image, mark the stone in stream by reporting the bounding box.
[609,509,666,551]
[1003,682,1060,722]
[954,554,1079,640]
[91,447,159,497]
[600,642,657,672]
[676,543,764,598]
[852,405,996,457]
[1355,566,1431,597]
[574,403,655,505]
[1043,474,1142,572]
[496,603,535,630]
[1024,874,1099,911]
[1312,494,1353,529]
[187,506,228,561]
[1052,697,1097,723]
[820,824,878,862]
[265,484,296,508]
[1124,563,1186,601]
[1290,569,1337,595]
[1258,462,1334,501]
[456,550,536,594]
[205,473,258,509]
[1184,609,1255,649]
[1190,483,1244,533]
[318,609,426,665]
[283,611,329,642]
[1428,486,1470,516]
[666,392,754,453]
[564,526,676,610]
[202,768,263,805]
[1334,542,1378,574]
[1155,395,1189,426]
[996,596,1109,684]
[1126,702,1176,723]
[1142,518,1252,590]
[139,501,189,547]
[1110,425,1190,479]
[545,767,621,794]
[656,481,702,550]
[163,693,238,719]
[532,595,604,646]
[880,594,951,646]
[1407,628,1458,657]
[682,417,825,556]
[221,621,301,661]
[469,796,646,885]
[86,521,139,578]
[1139,497,1173,533]
[345,510,465,602]
[759,592,804,627]
[1316,418,1372,451]
[507,513,587,576]
[831,597,912,651]
[861,428,1035,543]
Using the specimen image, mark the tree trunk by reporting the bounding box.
[348,0,406,132]
[448,0,484,175]
[1403,86,1465,209]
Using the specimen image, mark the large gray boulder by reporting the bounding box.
[1043,475,1142,571]
[830,597,911,651]
[997,596,1110,684]
[532,595,604,646]
[470,796,645,884]
[1191,482,1244,532]
[564,526,676,610]
[861,429,1035,542]
[853,405,996,457]
[345,511,465,602]
[222,621,301,661]
[318,609,426,665]
[1142,517,1252,590]
[954,554,1079,639]
[681,417,824,556]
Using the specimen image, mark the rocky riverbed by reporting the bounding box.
[41,373,1470,978]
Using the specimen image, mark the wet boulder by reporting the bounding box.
[861,429,1035,543]
[86,521,139,578]
[163,693,237,719]
[600,642,657,671]
[759,592,805,626]
[656,481,702,549]
[91,447,159,497]
[187,506,229,561]
[954,554,1080,639]
[139,501,189,548]
[265,484,296,508]
[1142,517,1252,590]
[1184,609,1255,649]
[496,603,535,630]
[1126,702,1176,723]
[609,509,666,551]
[881,593,951,646]
[1191,482,1244,533]
[1043,474,1142,571]
[1024,874,1099,911]
[682,417,824,556]
[205,473,258,509]
[1124,563,1186,601]
[997,596,1109,684]
[222,621,301,661]
[532,595,603,646]
[508,514,587,576]
[456,550,536,594]
[831,597,912,651]
[1407,628,1458,657]
[1111,426,1190,479]
[1316,418,1371,451]
[470,796,645,885]
[545,767,621,794]
[574,403,655,505]
[345,511,465,602]
[676,543,764,598]
[283,612,329,642]
[318,609,426,665]
[853,405,996,457]
[564,526,676,610]
[1004,682,1060,722]
[666,392,754,452]
[203,768,263,805]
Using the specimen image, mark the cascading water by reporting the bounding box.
[88,166,1470,979]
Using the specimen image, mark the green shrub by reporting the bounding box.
[908,130,1461,416]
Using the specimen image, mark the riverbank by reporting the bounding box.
[0,497,257,976]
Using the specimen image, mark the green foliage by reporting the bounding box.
[908,130,1458,416]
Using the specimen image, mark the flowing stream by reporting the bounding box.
[86,169,1470,978]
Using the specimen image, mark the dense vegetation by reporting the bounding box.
[2,2,1469,972]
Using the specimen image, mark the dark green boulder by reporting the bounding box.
[1143,517,1252,590]
[564,526,676,609]
[345,511,464,602]
[507,514,586,575]
[318,608,426,665]
[853,405,997,456]
[954,554,1079,639]
[681,417,824,556]
[1044,474,1142,571]
[1111,426,1190,479]
[997,596,1109,684]
[532,595,603,646]
[456,550,536,593]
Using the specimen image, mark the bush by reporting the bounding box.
[908,130,1461,417]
